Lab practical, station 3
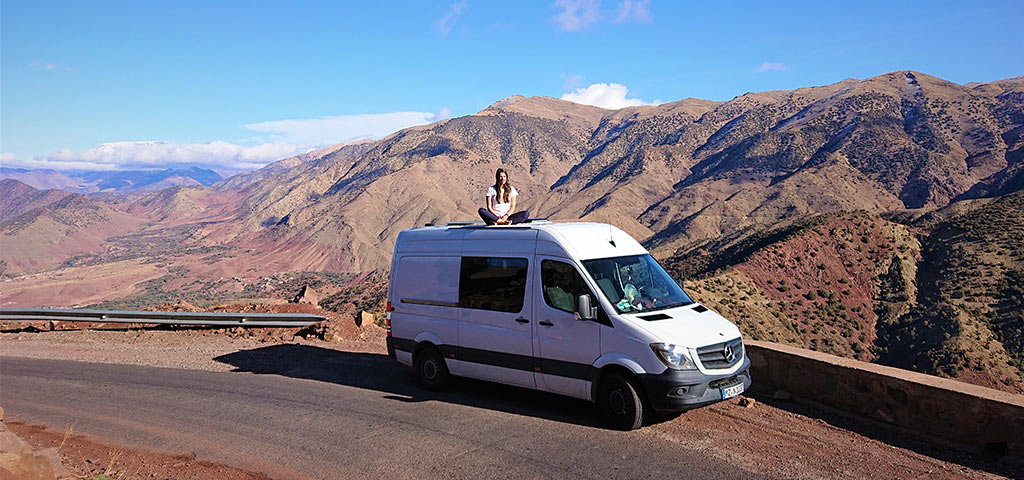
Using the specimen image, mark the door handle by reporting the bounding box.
[515,317,530,324]
[538,320,554,327]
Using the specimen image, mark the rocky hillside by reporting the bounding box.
[661,194,1024,393]
[0,179,73,223]
[215,71,1023,275]
[661,212,921,362]
[878,191,1024,392]
[0,184,148,276]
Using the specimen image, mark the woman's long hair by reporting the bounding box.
[495,168,512,203]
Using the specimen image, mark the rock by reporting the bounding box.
[0,422,68,480]
[357,311,374,327]
[297,322,327,340]
[324,333,343,343]
[291,285,319,305]
[773,389,792,401]
[0,406,4,421]
[738,397,756,408]
[0,425,30,453]
[35,448,70,478]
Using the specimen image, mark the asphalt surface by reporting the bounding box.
[1,347,757,479]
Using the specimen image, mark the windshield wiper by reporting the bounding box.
[637,301,694,313]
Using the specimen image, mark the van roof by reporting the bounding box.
[397,220,648,260]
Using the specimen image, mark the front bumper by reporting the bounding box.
[638,358,752,412]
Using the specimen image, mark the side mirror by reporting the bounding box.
[576,294,597,320]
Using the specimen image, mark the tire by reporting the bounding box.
[598,373,645,430]
[414,346,451,391]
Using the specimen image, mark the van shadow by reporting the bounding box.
[213,343,608,429]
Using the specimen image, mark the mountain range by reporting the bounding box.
[1,70,1022,393]
[0,166,223,193]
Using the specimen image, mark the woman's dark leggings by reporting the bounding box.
[478,208,530,225]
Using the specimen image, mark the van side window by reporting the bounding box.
[395,255,460,305]
[541,260,591,313]
[459,257,529,313]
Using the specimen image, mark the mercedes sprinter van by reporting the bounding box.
[385,221,751,429]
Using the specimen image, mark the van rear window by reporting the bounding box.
[459,257,528,313]
[395,255,460,305]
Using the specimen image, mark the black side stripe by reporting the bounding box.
[458,345,535,371]
[391,337,596,381]
[537,357,594,380]
[391,337,416,353]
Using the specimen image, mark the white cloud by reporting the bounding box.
[14,141,307,171]
[614,0,652,23]
[29,60,74,72]
[560,83,659,109]
[563,74,585,90]
[552,0,651,31]
[436,1,469,35]
[552,0,600,31]
[242,110,450,145]
[7,108,454,171]
[753,62,788,73]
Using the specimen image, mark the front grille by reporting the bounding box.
[696,338,744,369]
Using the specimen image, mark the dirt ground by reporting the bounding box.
[5,421,271,480]
[1,303,1020,479]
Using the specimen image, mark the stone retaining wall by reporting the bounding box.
[746,341,1024,457]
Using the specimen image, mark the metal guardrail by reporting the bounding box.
[0,308,323,328]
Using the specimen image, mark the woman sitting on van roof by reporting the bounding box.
[478,168,530,225]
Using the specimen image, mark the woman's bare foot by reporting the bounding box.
[497,218,510,225]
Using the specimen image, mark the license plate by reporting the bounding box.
[721,383,744,399]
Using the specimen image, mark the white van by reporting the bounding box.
[385,221,750,429]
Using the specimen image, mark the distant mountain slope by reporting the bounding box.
[641,71,1024,251]
[221,96,610,272]
[0,193,148,276]
[0,166,223,193]
[0,179,73,223]
[0,168,85,192]
[78,167,222,192]
[223,71,1022,275]
[214,139,377,191]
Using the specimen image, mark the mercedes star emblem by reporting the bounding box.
[723,345,736,363]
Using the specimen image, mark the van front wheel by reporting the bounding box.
[598,373,645,430]
[414,346,451,391]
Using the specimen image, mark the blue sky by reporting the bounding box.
[2,0,1022,171]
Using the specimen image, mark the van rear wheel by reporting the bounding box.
[598,373,645,430]
[414,346,451,391]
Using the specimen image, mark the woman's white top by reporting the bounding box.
[486,185,518,216]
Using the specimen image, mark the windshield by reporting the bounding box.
[582,254,693,314]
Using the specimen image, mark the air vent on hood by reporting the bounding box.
[638,313,671,321]
[692,305,709,313]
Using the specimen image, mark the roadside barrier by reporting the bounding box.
[746,341,1024,458]
[0,308,322,328]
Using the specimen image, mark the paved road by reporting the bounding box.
[1,346,755,479]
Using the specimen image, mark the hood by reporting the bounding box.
[620,303,743,349]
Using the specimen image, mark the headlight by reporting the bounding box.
[650,343,696,370]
